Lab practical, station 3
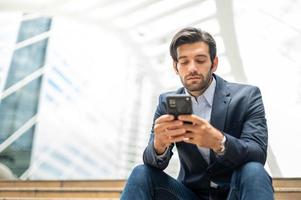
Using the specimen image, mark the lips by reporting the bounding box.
[187,76,201,80]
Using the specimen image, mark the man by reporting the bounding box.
[121,27,274,200]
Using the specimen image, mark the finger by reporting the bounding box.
[165,128,186,137]
[178,114,207,125]
[154,120,183,133]
[183,132,195,139]
[169,135,186,143]
[183,137,196,144]
[181,123,197,132]
[155,114,175,124]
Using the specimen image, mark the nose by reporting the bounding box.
[188,61,197,73]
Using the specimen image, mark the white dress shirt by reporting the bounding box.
[185,77,216,164]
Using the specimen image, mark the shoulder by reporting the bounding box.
[228,82,260,94]
[215,74,261,96]
[223,81,264,111]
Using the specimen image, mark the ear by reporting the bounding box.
[173,61,179,74]
[211,56,218,72]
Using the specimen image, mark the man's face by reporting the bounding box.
[174,42,218,95]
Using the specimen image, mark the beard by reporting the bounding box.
[180,70,212,94]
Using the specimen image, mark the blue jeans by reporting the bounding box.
[120,162,274,200]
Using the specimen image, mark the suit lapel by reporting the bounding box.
[209,74,231,164]
[210,75,231,133]
[176,87,185,94]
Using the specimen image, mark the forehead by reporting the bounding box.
[176,42,210,58]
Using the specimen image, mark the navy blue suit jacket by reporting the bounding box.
[143,74,268,191]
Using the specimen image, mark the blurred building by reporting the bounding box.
[0,0,301,179]
[0,15,51,177]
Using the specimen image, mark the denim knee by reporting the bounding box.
[229,162,274,200]
[131,164,157,176]
[122,165,155,200]
[128,164,159,184]
[239,162,268,181]
[231,162,272,187]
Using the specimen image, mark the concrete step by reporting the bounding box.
[0,178,300,199]
[0,199,118,200]
[273,178,301,200]
[0,189,120,198]
[0,180,124,199]
[274,189,301,200]
[0,180,125,188]
[273,178,301,188]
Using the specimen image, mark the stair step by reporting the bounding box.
[274,187,301,192]
[274,192,301,200]
[0,179,300,199]
[0,187,123,192]
[0,199,118,200]
[0,190,120,198]
[0,180,125,188]
[273,178,301,188]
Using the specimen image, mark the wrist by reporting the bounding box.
[154,140,167,155]
[213,133,226,155]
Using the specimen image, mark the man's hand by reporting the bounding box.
[178,114,224,151]
[153,115,185,154]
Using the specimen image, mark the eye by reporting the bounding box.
[179,60,189,65]
[196,59,205,64]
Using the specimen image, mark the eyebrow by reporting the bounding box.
[178,54,208,60]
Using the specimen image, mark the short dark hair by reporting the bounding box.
[169,27,216,63]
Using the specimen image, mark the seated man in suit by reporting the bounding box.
[121,27,274,200]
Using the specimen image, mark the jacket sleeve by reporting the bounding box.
[217,86,268,167]
[142,94,175,170]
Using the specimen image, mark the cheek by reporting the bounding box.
[201,65,213,74]
[177,69,187,77]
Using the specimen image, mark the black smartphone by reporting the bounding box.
[166,95,192,119]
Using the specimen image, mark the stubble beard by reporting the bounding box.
[181,71,212,95]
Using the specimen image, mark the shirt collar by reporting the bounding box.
[185,76,216,107]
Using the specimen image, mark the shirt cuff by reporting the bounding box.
[155,148,169,159]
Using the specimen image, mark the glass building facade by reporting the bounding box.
[0,0,301,180]
[0,16,51,176]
